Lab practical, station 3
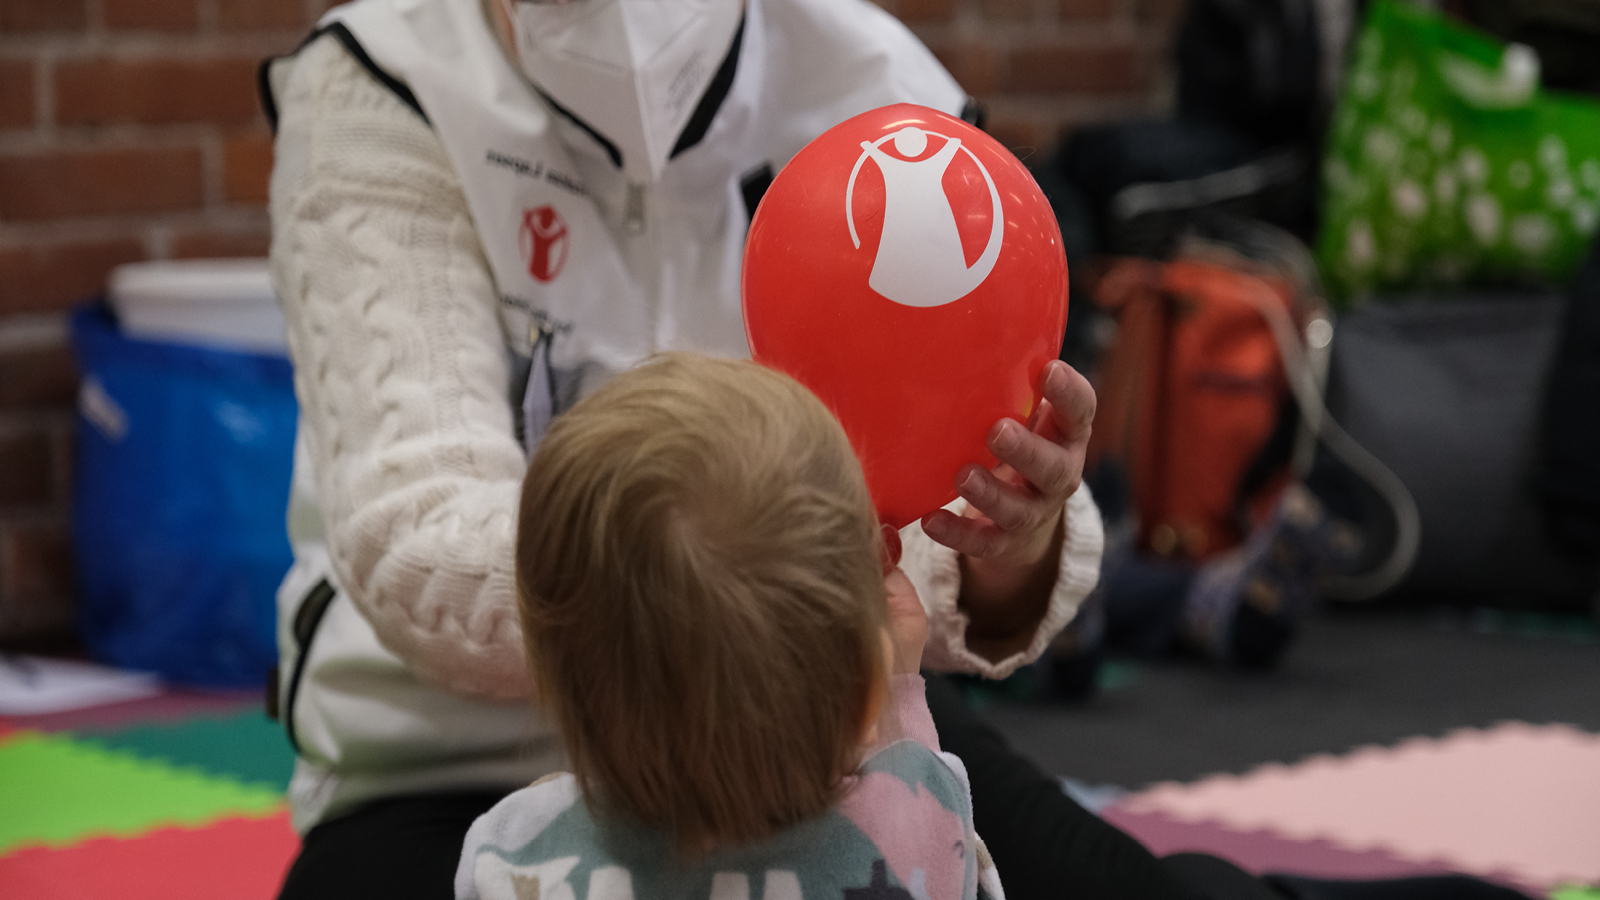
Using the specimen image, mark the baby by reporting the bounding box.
[456,353,1003,900]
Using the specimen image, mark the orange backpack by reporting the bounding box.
[1088,255,1302,562]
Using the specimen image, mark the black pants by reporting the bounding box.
[277,790,506,899]
[277,683,1530,900]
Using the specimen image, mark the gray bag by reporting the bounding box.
[1324,295,1600,607]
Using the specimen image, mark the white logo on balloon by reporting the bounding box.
[847,125,1005,308]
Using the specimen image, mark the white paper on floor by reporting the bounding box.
[0,654,161,715]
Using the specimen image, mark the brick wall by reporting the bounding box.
[890,0,1185,155]
[0,0,327,643]
[0,0,1184,645]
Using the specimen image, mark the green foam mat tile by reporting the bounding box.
[78,709,295,792]
[1551,889,1600,900]
[0,730,284,853]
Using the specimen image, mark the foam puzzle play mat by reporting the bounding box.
[1,655,1596,899]
[0,656,297,900]
[1103,722,1600,897]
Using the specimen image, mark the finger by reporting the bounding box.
[883,568,925,623]
[1042,360,1096,447]
[1025,397,1054,435]
[956,464,1046,535]
[879,524,903,576]
[922,508,1011,559]
[883,568,928,675]
[988,418,1079,501]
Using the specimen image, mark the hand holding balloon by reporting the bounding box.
[924,358,1096,654]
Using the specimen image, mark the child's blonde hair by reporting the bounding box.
[516,352,888,849]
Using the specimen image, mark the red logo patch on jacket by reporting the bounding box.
[520,205,569,283]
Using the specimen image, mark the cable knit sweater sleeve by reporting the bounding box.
[269,36,530,701]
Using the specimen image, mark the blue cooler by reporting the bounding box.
[70,260,297,688]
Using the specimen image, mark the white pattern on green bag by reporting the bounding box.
[1316,0,1600,303]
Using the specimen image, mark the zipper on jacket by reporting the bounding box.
[520,320,560,453]
[624,182,647,235]
[531,321,558,414]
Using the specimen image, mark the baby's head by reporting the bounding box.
[516,352,889,850]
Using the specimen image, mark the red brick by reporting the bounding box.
[223,131,273,205]
[0,428,53,506]
[55,57,263,127]
[0,0,87,31]
[0,595,77,644]
[0,146,204,221]
[1005,41,1147,94]
[218,0,305,30]
[0,344,78,409]
[0,521,75,606]
[0,238,147,314]
[1060,0,1116,18]
[984,114,1049,158]
[0,61,34,130]
[981,0,1034,22]
[926,39,1003,96]
[103,0,198,30]
[0,575,76,642]
[170,227,271,259]
[895,0,959,24]
[1134,0,1187,28]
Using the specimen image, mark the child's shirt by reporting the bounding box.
[456,675,1004,900]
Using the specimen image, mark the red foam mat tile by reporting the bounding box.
[0,812,299,900]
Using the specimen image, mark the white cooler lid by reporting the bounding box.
[108,258,288,356]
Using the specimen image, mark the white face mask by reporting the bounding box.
[502,0,744,183]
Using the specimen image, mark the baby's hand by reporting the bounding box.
[885,568,927,675]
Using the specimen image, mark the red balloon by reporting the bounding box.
[743,103,1069,530]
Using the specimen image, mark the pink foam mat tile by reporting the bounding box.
[0,687,263,734]
[0,811,299,900]
[1100,806,1542,895]
[1118,722,1600,893]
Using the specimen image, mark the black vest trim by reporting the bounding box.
[259,22,430,135]
[532,11,748,172]
[259,14,747,172]
[740,161,774,221]
[670,12,747,160]
[282,577,338,757]
[528,84,624,170]
[258,54,283,133]
[960,97,986,131]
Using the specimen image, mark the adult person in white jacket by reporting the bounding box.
[263,0,1105,896]
[261,2,1544,899]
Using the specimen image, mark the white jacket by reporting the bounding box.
[266,0,1103,832]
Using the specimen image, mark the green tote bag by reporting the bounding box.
[1317,0,1600,303]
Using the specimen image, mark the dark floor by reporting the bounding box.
[978,604,1600,790]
